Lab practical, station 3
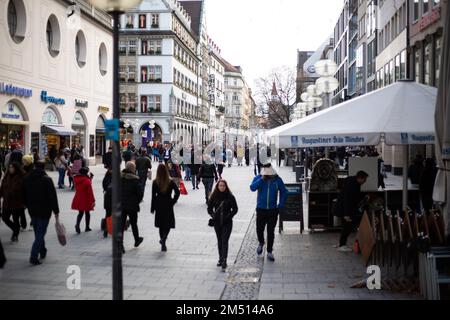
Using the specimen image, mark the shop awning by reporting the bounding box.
[41,125,77,136]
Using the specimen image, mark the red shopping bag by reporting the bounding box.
[179,180,188,195]
[106,216,113,235]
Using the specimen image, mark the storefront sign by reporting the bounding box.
[0,82,32,98]
[98,106,110,113]
[40,91,65,105]
[411,6,441,37]
[396,132,435,145]
[2,102,24,121]
[75,99,88,108]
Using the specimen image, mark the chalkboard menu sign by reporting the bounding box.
[279,183,304,233]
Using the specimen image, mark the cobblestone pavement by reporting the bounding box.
[0,162,257,300]
[0,162,423,300]
[256,166,421,300]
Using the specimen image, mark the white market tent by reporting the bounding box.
[268,80,438,209]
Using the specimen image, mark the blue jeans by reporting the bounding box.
[202,178,214,202]
[30,217,50,261]
[185,166,191,180]
[58,168,65,187]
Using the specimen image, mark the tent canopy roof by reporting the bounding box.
[268,81,437,148]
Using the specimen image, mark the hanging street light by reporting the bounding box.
[88,0,143,301]
[300,92,310,102]
[306,84,323,97]
[314,59,338,77]
[316,76,339,94]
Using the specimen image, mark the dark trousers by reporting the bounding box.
[122,211,139,241]
[30,217,49,261]
[256,209,279,253]
[214,222,233,262]
[159,228,171,242]
[138,172,147,193]
[20,210,27,229]
[202,178,214,201]
[191,174,199,188]
[0,238,5,268]
[76,211,91,229]
[339,219,353,247]
[217,165,224,177]
[2,208,24,238]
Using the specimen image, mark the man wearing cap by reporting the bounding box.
[250,163,287,262]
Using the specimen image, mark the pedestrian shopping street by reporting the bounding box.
[0,163,419,300]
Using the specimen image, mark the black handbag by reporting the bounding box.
[208,200,225,227]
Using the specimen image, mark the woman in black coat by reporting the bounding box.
[419,158,437,211]
[120,162,144,252]
[151,163,180,252]
[207,179,238,271]
[102,167,112,238]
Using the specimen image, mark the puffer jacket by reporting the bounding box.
[121,169,143,212]
[250,175,288,210]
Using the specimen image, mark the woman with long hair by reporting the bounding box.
[207,179,238,271]
[151,163,180,252]
[0,162,26,242]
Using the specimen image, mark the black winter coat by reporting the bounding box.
[207,193,238,227]
[103,170,112,212]
[121,170,143,212]
[0,173,25,210]
[199,163,218,179]
[24,169,59,219]
[151,180,180,229]
[334,176,362,218]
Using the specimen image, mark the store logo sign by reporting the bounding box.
[75,99,88,108]
[1,103,24,121]
[41,91,65,105]
[0,82,33,98]
[98,106,110,113]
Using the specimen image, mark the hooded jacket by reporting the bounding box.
[24,168,59,219]
[121,169,144,212]
[250,175,288,210]
[71,175,95,211]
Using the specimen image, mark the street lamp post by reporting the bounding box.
[88,0,143,301]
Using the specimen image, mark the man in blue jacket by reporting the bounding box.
[250,163,287,262]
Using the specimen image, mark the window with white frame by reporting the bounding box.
[151,14,159,28]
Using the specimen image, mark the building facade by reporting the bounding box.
[0,0,113,164]
[295,50,314,103]
[118,0,210,146]
[222,60,252,144]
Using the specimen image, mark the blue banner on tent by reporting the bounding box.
[105,119,119,141]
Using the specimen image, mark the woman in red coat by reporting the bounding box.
[72,167,95,234]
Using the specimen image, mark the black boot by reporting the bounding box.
[85,213,91,232]
[217,259,222,267]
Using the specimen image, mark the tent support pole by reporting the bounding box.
[402,145,409,211]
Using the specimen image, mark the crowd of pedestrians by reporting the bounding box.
[0,141,290,272]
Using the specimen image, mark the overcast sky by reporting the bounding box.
[204,0,343,88]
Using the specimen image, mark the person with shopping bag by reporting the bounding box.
[151,164,180,252]
[102,166,112,238]
[24,161,60,265]
[207,180,238,271]
[71,167,95,234]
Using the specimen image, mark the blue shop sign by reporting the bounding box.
[40,91,65,105]
[0,82,32,98]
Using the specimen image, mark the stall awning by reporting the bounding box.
[41,125,77,136]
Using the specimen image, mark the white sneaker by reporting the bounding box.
[337,245,352,252]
